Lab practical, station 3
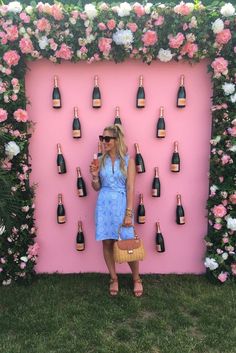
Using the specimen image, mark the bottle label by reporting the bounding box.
[58,216,66,223]
[53,99,61,107]
[76,244,85,251]
[137,99,145,107]
[138,216,145,223]
[152,189,158,197]
[93,99,101,107]
[58,166,61,173]
[136,165,143,173]
[157,244,162,252]
[179,216,185,224]
[157,129,166,137]
[78,189,84,197]
[171,164,180,172]
[73,130,81,138]
[177,98,186,106]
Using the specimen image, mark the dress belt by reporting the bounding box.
[101,186,126,195]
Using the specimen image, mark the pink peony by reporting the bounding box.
[127,22,138,32]
[107,19,116,30]
[216,29,231,45]
[19,38,34,54]
[98,37,112,55]
[6,25,18,41]
[51,4,64,20]
[19,12,30,23]
[218,272,228,283]
[214,223,222,230]
[142,30,158,46]
[0,108,8,122]
[231,263,236,275]
[169,32,184,49]
[55,44,72,60]
[98,22,107,31]
[229,193,236,204]
[3,50,20,66]
[212,204,227,218]
[180,42,198,58]
[211,57,228,75]
[36,18,51,32]
[13,109,28,123]
[154,16,164,26]
[133,4,145,17]
[174,3,192,16]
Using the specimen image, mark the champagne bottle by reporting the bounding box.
[134,143,145,173]
[76,167,87,197]
[171,141,180,173]
[114,106,122,125]
[137,193,145,224]
[155,222,165,253]
[156,106,166,138]
[176,193,185,225]
[97,141,103,158]
[92,75,102,108]
[52,75,61,109]
[72,107,81,138]
[57,143,67,174]
[136,75,145,108]
[57,193,66,224]
[152,167,161,197]
[177,75,186,108]
[76,221,85,251]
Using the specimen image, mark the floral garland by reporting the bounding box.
[0,1,235,285]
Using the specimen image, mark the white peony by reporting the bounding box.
[0,223,5,235]
[117,2,132,17]
[84,4,98,20]
[222,252,229,260]
[227,217,236,231]
[222,82,235,95]
[230,93,236,103]
[220,3,235,17]
[204,257,219,271]
[25,5,33,15]
[38,36,49,50]
[7,1,22,13]
[5,141,20,160]
[212,18,224,34]
[157,48,173,62]
[144,2,153,14]
[112,29,133,45]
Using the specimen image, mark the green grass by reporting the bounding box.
[0,274,236,353]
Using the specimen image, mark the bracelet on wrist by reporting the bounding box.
[125,208,133,217]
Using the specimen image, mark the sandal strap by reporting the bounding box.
[133,278,142,283]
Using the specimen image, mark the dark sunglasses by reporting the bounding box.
[99,135,116,143]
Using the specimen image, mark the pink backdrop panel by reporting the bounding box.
[26,59,212,274]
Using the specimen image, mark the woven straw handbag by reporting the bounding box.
[113,224,145,264]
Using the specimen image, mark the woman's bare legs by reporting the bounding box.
[102,240,118,295]
[128,261,143,297]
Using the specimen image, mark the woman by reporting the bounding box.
[90,124,143,297]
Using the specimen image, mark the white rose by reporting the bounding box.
[227,217,236,231]
[25,5,33,15]
[20,256,28,262]
[2,279,12,286]
[0,223,5,235]
[229,145,236,152]
[84,4,98,20]
[7,1,22,13]
[222,252,229,260]
[99,2,109,11]
[144,2,153,14]
[204,257,219,271]
[157,48,173,62]
[210,184,218,193]
[117,2,132,17]
[86,34,95,43]
[222,82,235,95]
[190,16,197,28]
[220,3,235,17]
[186,33,196,42]
[69,17,76,25]
[19,27,26,35]
[5,141,20,160]
[112,29,133,45]
[212,18,224,34]
[38,36,49,50]
[230,93,236,103]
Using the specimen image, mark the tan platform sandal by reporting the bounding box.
[109,278,119,296]
[133,278,143,297]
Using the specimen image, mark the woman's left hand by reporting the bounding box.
[123,215,132,226]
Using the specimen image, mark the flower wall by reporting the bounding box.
[0,1,235,284]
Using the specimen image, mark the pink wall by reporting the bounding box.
[26,59,212,274]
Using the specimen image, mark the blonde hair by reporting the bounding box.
[100,124,128,176]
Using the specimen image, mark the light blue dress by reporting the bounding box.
[95,154,135,241]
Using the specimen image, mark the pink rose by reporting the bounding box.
[0,108,8,122]
[6,25,18,41]
[49,38,58,51]
[19,38,34,54]
[142,30,158,46]
[211,57,228,76]
[71,10,79,19]
[219,176,224,183]
[1,159,12,170]
[216,29,231,45]
[55,44,72,60]
[174,3,192,16]
[51,4,64,20]
[180,42,198,58]
[36,18,51,32]
[127,22,138,32]
[154,16,164,26]
[3,50,20,66]
[98,37,112,55]
[11,94,18,101]
[212,204,227,218]
[169,32,184,49]
[107,19,116,30]
[214,223,222,230]
[218,272,228,283]
[228,126,236,137]
[19,12,30,24]
[98,22,107,31]
[183,23,188,31]
[133,4,145,17]
[11,78,19,86]
[27,243,39,258]
[221,154,230,165]
[229,193,236,204]
[20,262,26,270]
[80,46,88,54]
[231,263,236,275]
[13,109,28,123]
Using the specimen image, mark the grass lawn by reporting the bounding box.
[0,274,236,353]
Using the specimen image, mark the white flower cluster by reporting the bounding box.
[222,82,236,103]
[117,2,132,17]
[112,29,133,45]
[220,3,235,17]
[5,141,20,160]
[7,1,22,13]
[227,217,236,231]
[38,36,49,50]
[212,18,224,34]
[204,257,219,270]
[84,4,98,20]
[157,48,173,62]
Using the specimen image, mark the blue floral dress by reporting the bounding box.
[95,154,135,241]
